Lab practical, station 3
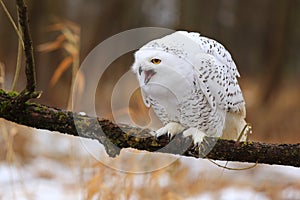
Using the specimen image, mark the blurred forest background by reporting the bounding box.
[1,0,299,142]
[0,0,300,199]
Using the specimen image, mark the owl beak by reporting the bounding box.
[144,69,156,84]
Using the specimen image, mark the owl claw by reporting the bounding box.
[182,128,206,146]
[167,131,172,139]
[155,122,185,140]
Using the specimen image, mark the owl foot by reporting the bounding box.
[182,127,206,146]
[155,122,185,140]
[183,128,218,157]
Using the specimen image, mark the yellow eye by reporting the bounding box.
[150,58,161,64]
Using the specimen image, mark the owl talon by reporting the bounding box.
[154,131,172,140]
[155,122,185,140]
[183,127,206,146]
[167,131,172,140]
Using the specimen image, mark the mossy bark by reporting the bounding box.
[0,89,299,167]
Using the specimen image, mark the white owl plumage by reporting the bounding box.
[132,31,248,145]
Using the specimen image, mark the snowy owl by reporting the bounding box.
[132,31,249,146]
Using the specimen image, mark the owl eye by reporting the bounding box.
[150,58,161,64]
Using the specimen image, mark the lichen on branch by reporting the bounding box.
[0,89,299,167]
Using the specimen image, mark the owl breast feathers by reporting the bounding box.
[132,31,248,145]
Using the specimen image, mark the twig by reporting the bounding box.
[0,89,299,167]
[15,0,39,100]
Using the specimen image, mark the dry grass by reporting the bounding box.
[84,154,300,199]
[242,78,300,143]
[0,120,33,163]
[0,63,33,163]
[85,159,195,200]
[37,19,83,109]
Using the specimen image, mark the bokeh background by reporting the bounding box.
[0,0,299,199]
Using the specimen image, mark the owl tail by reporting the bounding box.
[222,113,251,141]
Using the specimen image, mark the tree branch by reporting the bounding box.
[0,89,299,167]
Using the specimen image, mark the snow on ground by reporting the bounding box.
[0,129,300,199]
[0,161,83,200]
[186,188,270,200]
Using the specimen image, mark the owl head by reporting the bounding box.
[131,32,201,105]
[132,49,189,86]
[132,31,201,86]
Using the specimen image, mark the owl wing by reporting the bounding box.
[186,34,245,115]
